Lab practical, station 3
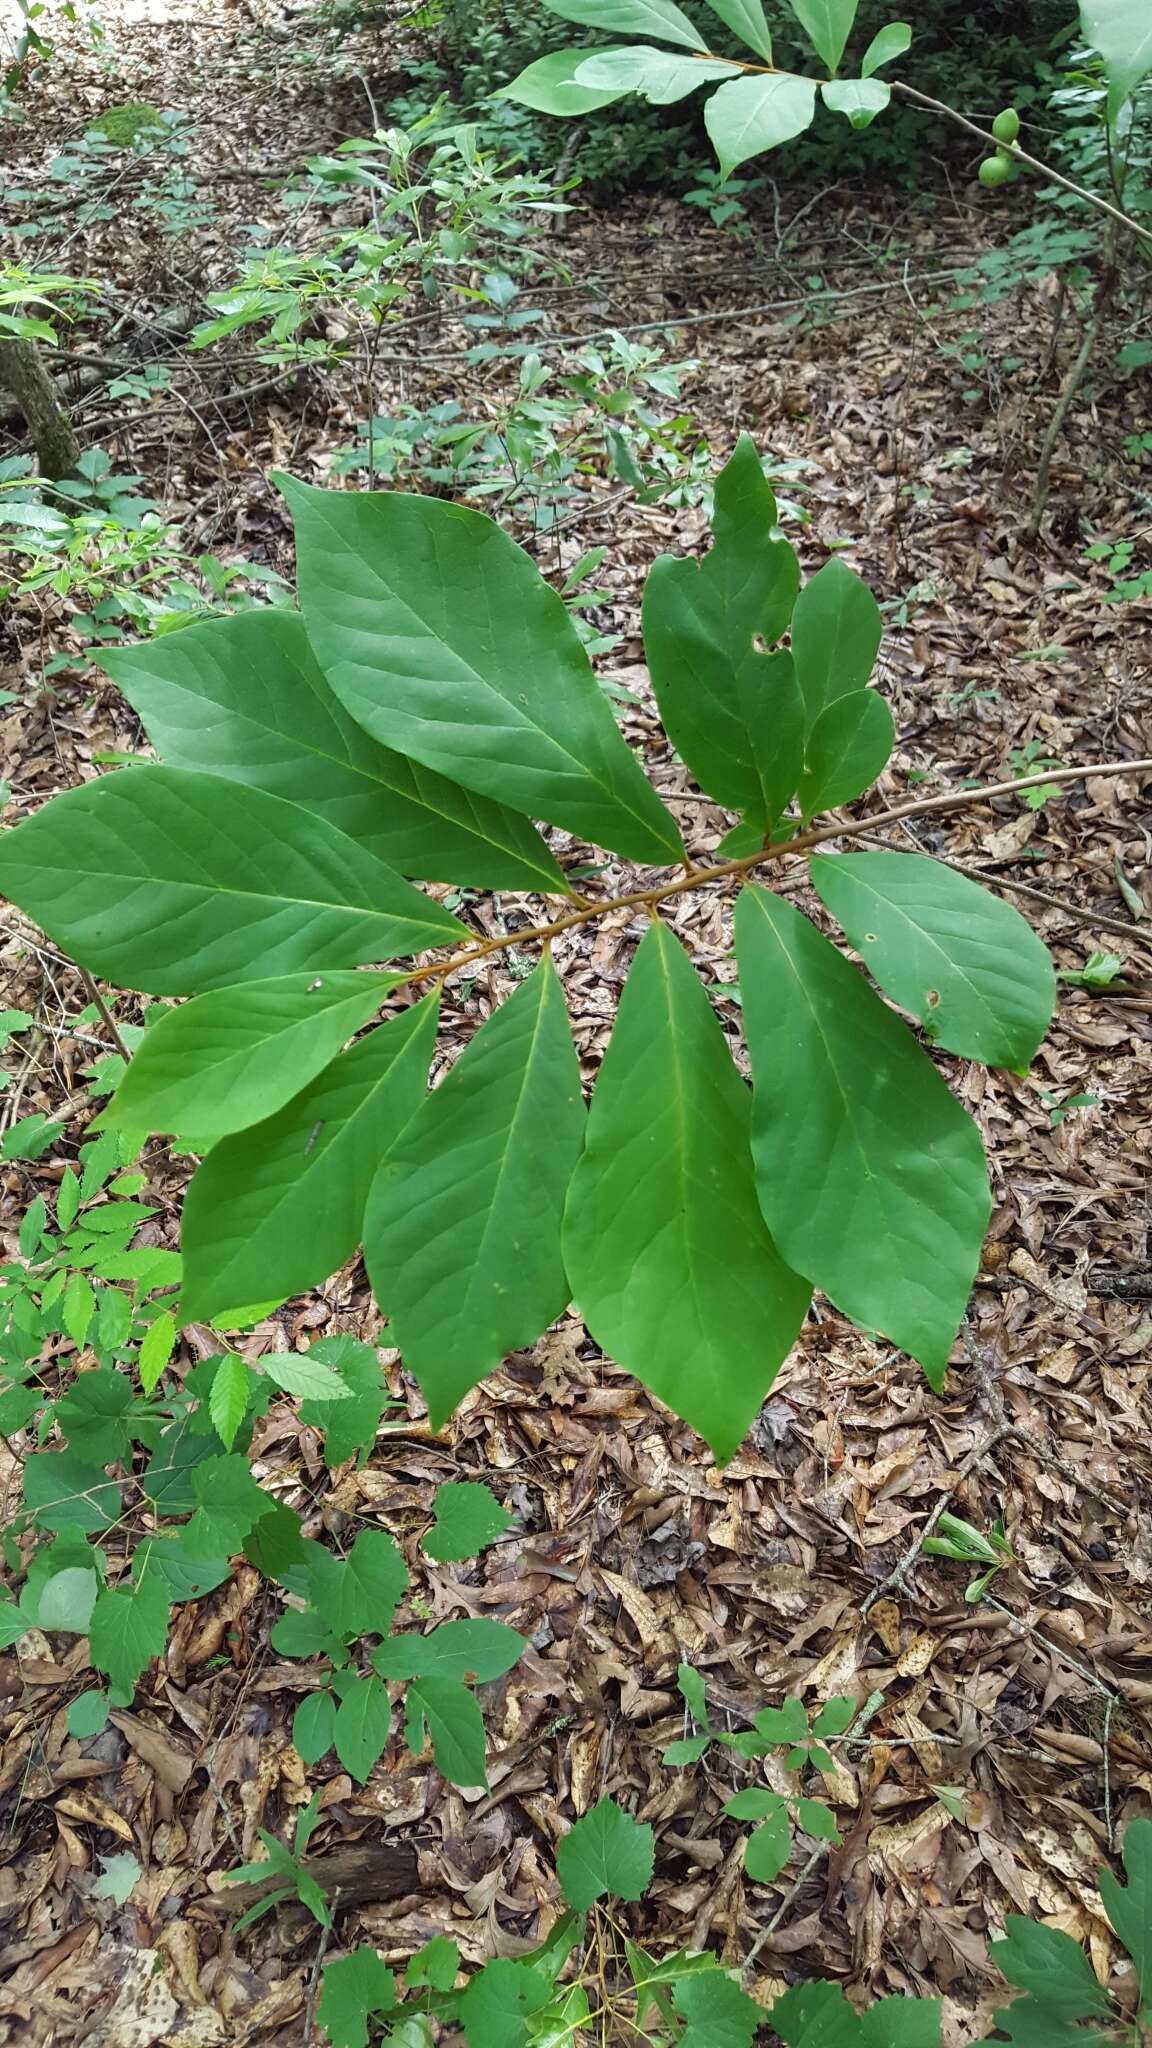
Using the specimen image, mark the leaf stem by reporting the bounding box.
[393,757,1152,992]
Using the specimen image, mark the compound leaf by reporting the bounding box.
[282,477,683,866]
[791,557,882,731]
[736,886,990,1384]
[179,996,438,1325]
[564,920,810,1463]
[810,852,1056,1070]
[103,972,401,1147]
[366,958,585,1428]
[99,609,565,894]
[556,1796,655,1909]
[0,768,463,996]
[744,1808,792,1882]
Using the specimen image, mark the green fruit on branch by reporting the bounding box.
[978,155,1014,189]
[991,107,1020,145]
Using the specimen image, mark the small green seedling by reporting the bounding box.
[1058,950,1131,993]
[225,1791,330,1931]
[923,1511,1015,1602]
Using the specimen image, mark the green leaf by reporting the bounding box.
[542,0,708,52]
[281,477,683,867]
[556,1795,655,1909]
[263,1353,353,1402]
[138,1310,177,1396]
[797,690,894,819]
[68,1689,110,1738]
[103,972,401,1147]
[744,1809,792,1881]
[317,1948,397,2048]
[498,47,632,114]
[272,1605,340,1658]
[180,997,438,1325]
[94,1851,142,1905]
[54,1367,134,1463]
[0,768,463,997]
[576,46,743,102]
[99,610,565,895]
[57,1168,80,1231]
[735,887,990,1385]
[564,921,810,1463]
[89,1571,171,1695]
[147,1538,231,1602]
[457,1957,554,2047]
[1099,1816,1151,2000]
[810,853,1056,1070]
[423,1481,514,1562]
[62,1269,96,1349]
[243,1502,307,1587]
[784,0,859,70]
[1079,0,1152,118]
[674,1970,762,2047]
[773,1980,943,2045]
[990,1918,1112,2016]
[643,436,802,821]
[756,1698,809,1743]
[407,1674,489,1789]
[677,1662,710,1728]
[859,1995,942,2045]
[813,1694,857,1737]
[23,1450,122,1532]
[704,72,819,178]
[406,1936,461,1991]
[860,20,911,73]
[373,1619,525,1683]
[183,1452,270,1555]
[38,1566,99,1632]
[0,1601,33,1649]
[723,1788,788,1820]
[366,958,585,1429]
[208,1354,250,1451]
[796,1797,841,1842]
[306,1528,408,1639]
[663,1734,712,1765]
[701,0,772,58]
[19,1193,46,1260]
[299,1336,389,1470]
[791,557,882,732]
[821,76,890,127]
[333,1673,392,1782]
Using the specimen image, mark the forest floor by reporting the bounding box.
[1,3,1151,2045]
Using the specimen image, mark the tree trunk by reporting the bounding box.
[0,336,80,477]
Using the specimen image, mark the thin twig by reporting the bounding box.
[741,1843,827,1983]
[303,1891,340,2042]
[77,967,130,1060]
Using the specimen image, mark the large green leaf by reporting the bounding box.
[365,957,585,1428]
[374,1619,525,1683]
[735,886,990,1384]
[564,921,810,1463]
[281,478,683,867]
[643,436,802,822]
[543,0,707,50]
[704,72,819,178]
[103,971,400,1146]
[98,611,565,894]
[0,768,463,996]
[989,1918,1113,2017]
[783,0,859,69]
[88,1572,171,1695]
[498,47,631,112]
[179,997,438,1325]
[860,20,911,73]
[791,557,882,731]
[822,77,891,127]
[1079,0,1152,117]
[305,1528,408,1638]
[316,1948,397,2048]
[298,1336,391,1470]
[810,853,1055,1070]
[1099,1817,1151,2003]
[333,1673,392,1781]
[407,1675,489,1788]
[701,0,772,59]
[798,689,894,819]
[556,1796,655,1909]
[576,47,743,102]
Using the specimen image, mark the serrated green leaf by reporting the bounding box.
[366,959,585,1429]
[498,47,631,114]
[282,476,682,866]
[99,610,565,894]
[810,853,1056,1070]
[860,1996,944,2046]
[744,1808,792,1881]
[208,1354,250,1450]
[333,1673,392,1781]
[305,1527,408,1639]
[675,1969,762,2047]
[798,690,894,819]
[702,0,772,57]
[861,20,911,73]
[373,1619,525,1683]
[644,437,802,822]
[822,76,891,127]
[180,997,438,1325]
[272,1605,340,1658]
[704,73,819,179]
[183,1452,269,1555]
[54,1368,134,1463]
[147,1537,231,1602]
[57,1167,80,1231]
[565,921,810,1463]
[89,1571,171,1694]
[543,0,707,51]
[0,768,462,998]
[94,1850,142,1904]
[1099,1816,1151,2000]
[791,557,883,732]
[0,1601,34,1649]
[62,1269,96,1349]
[104,972,401,1147]
[457,1957,554,2048]
[556,1795,655,1909]
[317,1947,397,2048]
[423,1481,514,1562]
[988,1917,1112,2015]
[243,1501,307,1587]
[264,1352,354,1402]
[137,1310,176,1395]
[19,1193,46,1260]
[773,1979,943,2045]
[407,1674,489,1789]
[736,886,990,1385]
[577,46,743,102]
[299,1336,390,1469]
[406,1935,461,1991]
[784,0,859,69]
